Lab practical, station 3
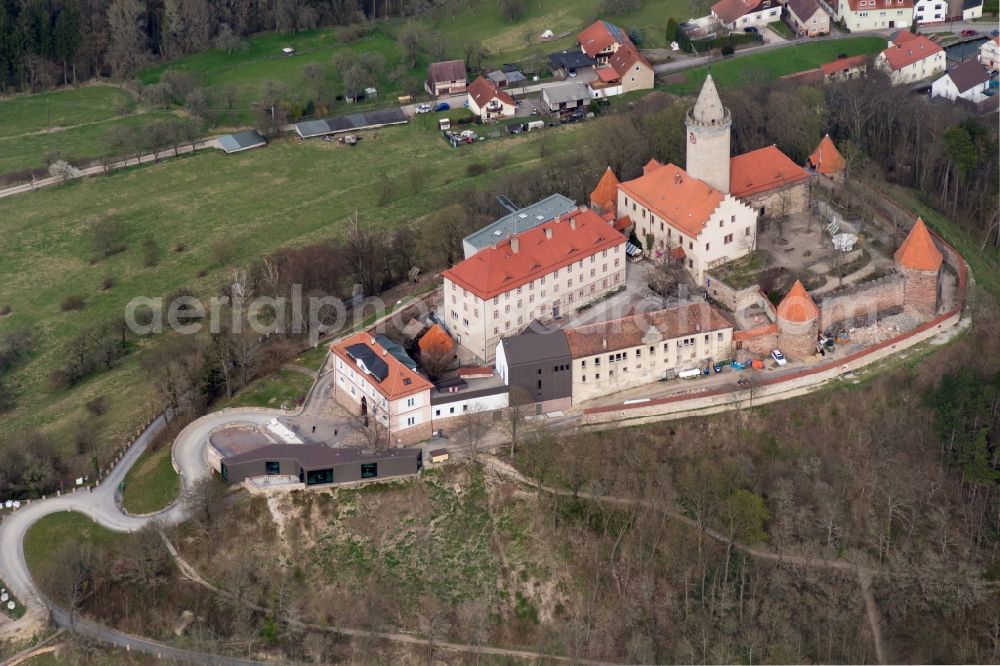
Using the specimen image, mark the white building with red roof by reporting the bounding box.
[577,20,629,64]
[711,0,783,30]
[466,76,515,121]
[835,0,914,31]
[331,333,435,445]
[876,30,945,84]
[441,209,626,362]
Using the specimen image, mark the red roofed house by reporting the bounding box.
[589,41,656,98]
[565,302,734,402]
[776,280,820,359]
[711,0,782,30]
[590,166,620,216]
[418,323,455,358]
[730,145,811,217]
[808,134,847,183]
[835,0,913,31]
[876,30,945,84]
[441,209,626,362]
[894,217,943,315]
[331,333,434,445]
[577,20,629,64]
[821,54,868,81]
[466,76,516,121]
[425,60,467,97]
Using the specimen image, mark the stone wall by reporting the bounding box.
[743,180,809,217]
[816,274,906,331]
[706,275,765,311]
[901,266,940,315]
[778,317,820,359]
[735,324,778,357]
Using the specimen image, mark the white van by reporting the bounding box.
[678,368,701,380]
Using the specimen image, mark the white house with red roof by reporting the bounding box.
[835,0,914,31]
[577,20,629,65]
[711,0,783,30]
[331,333,435,445]
[876,30,945,84]
[441,209,626,362]
[466,76,515,121]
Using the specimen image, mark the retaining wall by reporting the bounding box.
[816,274,906,330]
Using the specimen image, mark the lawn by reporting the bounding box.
[23,512,123,586]
[0,120,583,466]
[662,36,886,94]
[120,444,179,515]
[768,20,795,39]
[220,368,316,410]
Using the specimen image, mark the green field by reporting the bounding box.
[662,37,886,94]
[121,444,179,515]
[0,120,582,464]
[220,368,316,410]
[768,20,795,39]
[24,512,123,579]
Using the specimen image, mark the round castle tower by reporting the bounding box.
[893,217,943,316]
[776,280,820,360]
[685,73,731,194]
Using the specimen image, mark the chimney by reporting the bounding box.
[511,236,520,253]
[602,338,607,350]
[544,227,553,239]
[570,216,577,230]
[674,172,682,184]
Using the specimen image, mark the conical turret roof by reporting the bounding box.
[777,280,819,324]
[590,166,620,211]
[808,134,846,175]
[894,218,943,271]
[690,74,727,125]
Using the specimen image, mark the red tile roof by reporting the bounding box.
[596,66,621,83]
[776,280,819,324]
[564,302,732,358]
[608,40,652,76]
[821,54,867,76]
[808,134,846,175]
[730,145,810,199]
[712,0,768,24]
[618,163,725,239]
[442,209,625,300]
[577,20,626,58]
[614,215,633,232]
[590,166,620,212]
[643,158,663,174]
[418,324,454,356]
[894,218,943,271]
[467,76,515,109]
[880,31,942,71]
[331,333,433,400]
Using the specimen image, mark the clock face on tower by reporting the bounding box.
[689,133,697,144]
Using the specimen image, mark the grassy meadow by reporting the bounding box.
[120,444,180,515]
[0,119,585,468]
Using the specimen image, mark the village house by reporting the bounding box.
[807,134,848,184]
[577,20,629,65]
[425,60,467,97]
[711,0,783,30]
[588,41,655,99]
[835,0,914,32]
[331,333,435,445]
[876,30,946,84]
[441,209,626,362]
[785,0,830,35]
[931,59,992,102]
[979,36,1000,72]
[566,303,735,403]
[913,0,950,21]
[957,0,984,19]
[466,76,516,121]
[821,54,869,81]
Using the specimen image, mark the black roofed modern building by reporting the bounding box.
[495,323,573,414]
[219,443,422,486]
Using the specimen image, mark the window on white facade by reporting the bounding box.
[406,397,415,407]
[407,416,416,426]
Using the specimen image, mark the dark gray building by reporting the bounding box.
[495,324,572,413]
[220,443,422,486]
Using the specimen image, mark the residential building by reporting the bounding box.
[463,194,577,258]
[931,60,991,101]
[711,0,783,30]
[548,50,598,78]
[958,0,983,19]
[441,209,626,362]
[589,41,655,98]
[786,0,831,35]
[876,30,946,84]
[425,60,468,96]
[729,145,811,218]
[565,303,735,403]
[541,82,591,114]
[821,54,869,81]
[430,373,509,422]
[913,0,949,21]
[577,19,628,64]
[807,134,847,183]
[980,36,1000,72]
[466,76,516,121]
[331,333,434,445]
[835,0,914,32]
[219,443,422,486]
[495,325,573,413]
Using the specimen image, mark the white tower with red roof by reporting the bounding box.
[685,73,731,194]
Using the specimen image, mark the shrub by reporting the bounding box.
[174,243,187,252]
[85,395,107,416]
[466,162,489,177]
[60,294,86,311]
[0,305,10,316]
[101,275,116,291]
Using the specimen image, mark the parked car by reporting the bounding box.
[961,29,978,37]
[992,29,999,37]
[434,102,450,112]
[415,103,432,114]
[744,26,759,34]
[770,349,787,366]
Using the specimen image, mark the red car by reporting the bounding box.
[961,29,978,37]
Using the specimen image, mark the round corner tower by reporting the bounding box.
[894,217,943,317]
[685,73,731,194]
[776,280,820,360]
